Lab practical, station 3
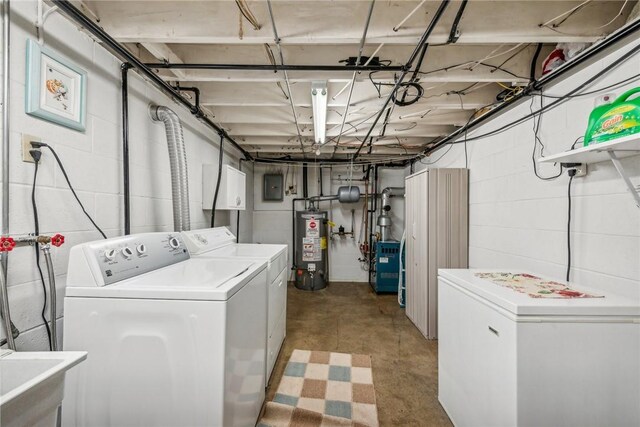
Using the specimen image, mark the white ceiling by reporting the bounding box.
[83,0,637,160]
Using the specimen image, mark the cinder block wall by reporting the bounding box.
[0,1,252,350]
[413,37,640,298]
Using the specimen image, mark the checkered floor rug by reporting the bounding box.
[258,349,379,427]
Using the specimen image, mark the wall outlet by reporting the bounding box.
[22,134,41,163]
[566,163,587,177]
[574,163,587,177]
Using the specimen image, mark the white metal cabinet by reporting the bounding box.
[203,164,246,210]
[404,168,468,339]
[438,269,640,427]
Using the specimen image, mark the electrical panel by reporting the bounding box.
[202,164,246,210]
[263,174,284,201]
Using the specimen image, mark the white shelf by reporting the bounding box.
[539,134,640,164]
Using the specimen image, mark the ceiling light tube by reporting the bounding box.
[311,81,328,145]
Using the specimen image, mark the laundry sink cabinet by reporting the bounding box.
[0,350,87,427]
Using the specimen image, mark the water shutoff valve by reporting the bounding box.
[51,234,65,247]
[0,236,16,252]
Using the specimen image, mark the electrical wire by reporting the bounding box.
[31,154,52,351]
[211,134,225,227]
[430,40,640,149]
[566,174,575,282]
[33,143,107,239]
[530,95,563,181]
[235,0,261,30]
[540,0,630,36]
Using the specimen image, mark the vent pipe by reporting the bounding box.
[150,105,191,231]
[377,187,405,242]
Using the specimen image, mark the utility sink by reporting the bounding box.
[0,349,87,427]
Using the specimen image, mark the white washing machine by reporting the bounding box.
[62,232,267,427]
[181,227,287,385]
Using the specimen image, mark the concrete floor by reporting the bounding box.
[266,282,453,426]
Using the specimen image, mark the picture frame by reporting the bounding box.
[25,39,87,132]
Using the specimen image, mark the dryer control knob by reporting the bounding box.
[169,237,181,249]
[104,249,116,261]
[136,244,147,255]
[122,247,134,258]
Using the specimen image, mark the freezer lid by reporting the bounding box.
[65,258,265,301]
[439,269,640,317]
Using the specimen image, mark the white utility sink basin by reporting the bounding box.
[0,349,87,427]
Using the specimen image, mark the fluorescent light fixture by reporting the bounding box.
[311,81,328,146]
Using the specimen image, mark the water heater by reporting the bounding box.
[294,209,328,291]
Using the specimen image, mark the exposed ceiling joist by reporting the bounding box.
[213,106,472,126]
[224,123,456,138]
[87,1,633,46]
[76,0,636,159]
[140,42,188,80]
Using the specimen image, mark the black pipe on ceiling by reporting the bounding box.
[174,85,203,118]
[302,163,308,198]
[145,63,405,72]
[51,0,253,161]
[447,0,468,43]
[253,157,411,166]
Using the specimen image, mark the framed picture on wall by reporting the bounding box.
[25,39,87,132]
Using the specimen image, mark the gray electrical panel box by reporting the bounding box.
[263,174,284,201]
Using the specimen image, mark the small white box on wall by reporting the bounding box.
[203,164,246,210]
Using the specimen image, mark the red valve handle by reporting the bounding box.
[51,234,65,247]
[0,237,16,252]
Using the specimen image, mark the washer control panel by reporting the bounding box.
[67,233,190,287]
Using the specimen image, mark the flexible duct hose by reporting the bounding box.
[150,105,191,231]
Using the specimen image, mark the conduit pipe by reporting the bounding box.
[121,64,131,235]
[145,63,403,72]
[150,105,191,232]
[331,0,376,149]
[352,0,451,160]
[266,0,306,157]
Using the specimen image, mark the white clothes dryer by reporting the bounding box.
[181,227,287,385]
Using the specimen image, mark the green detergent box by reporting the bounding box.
[584,87,640,147]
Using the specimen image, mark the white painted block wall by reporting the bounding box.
[414,37,640,298]
[252,164,406,282]
[0,1,253,350]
